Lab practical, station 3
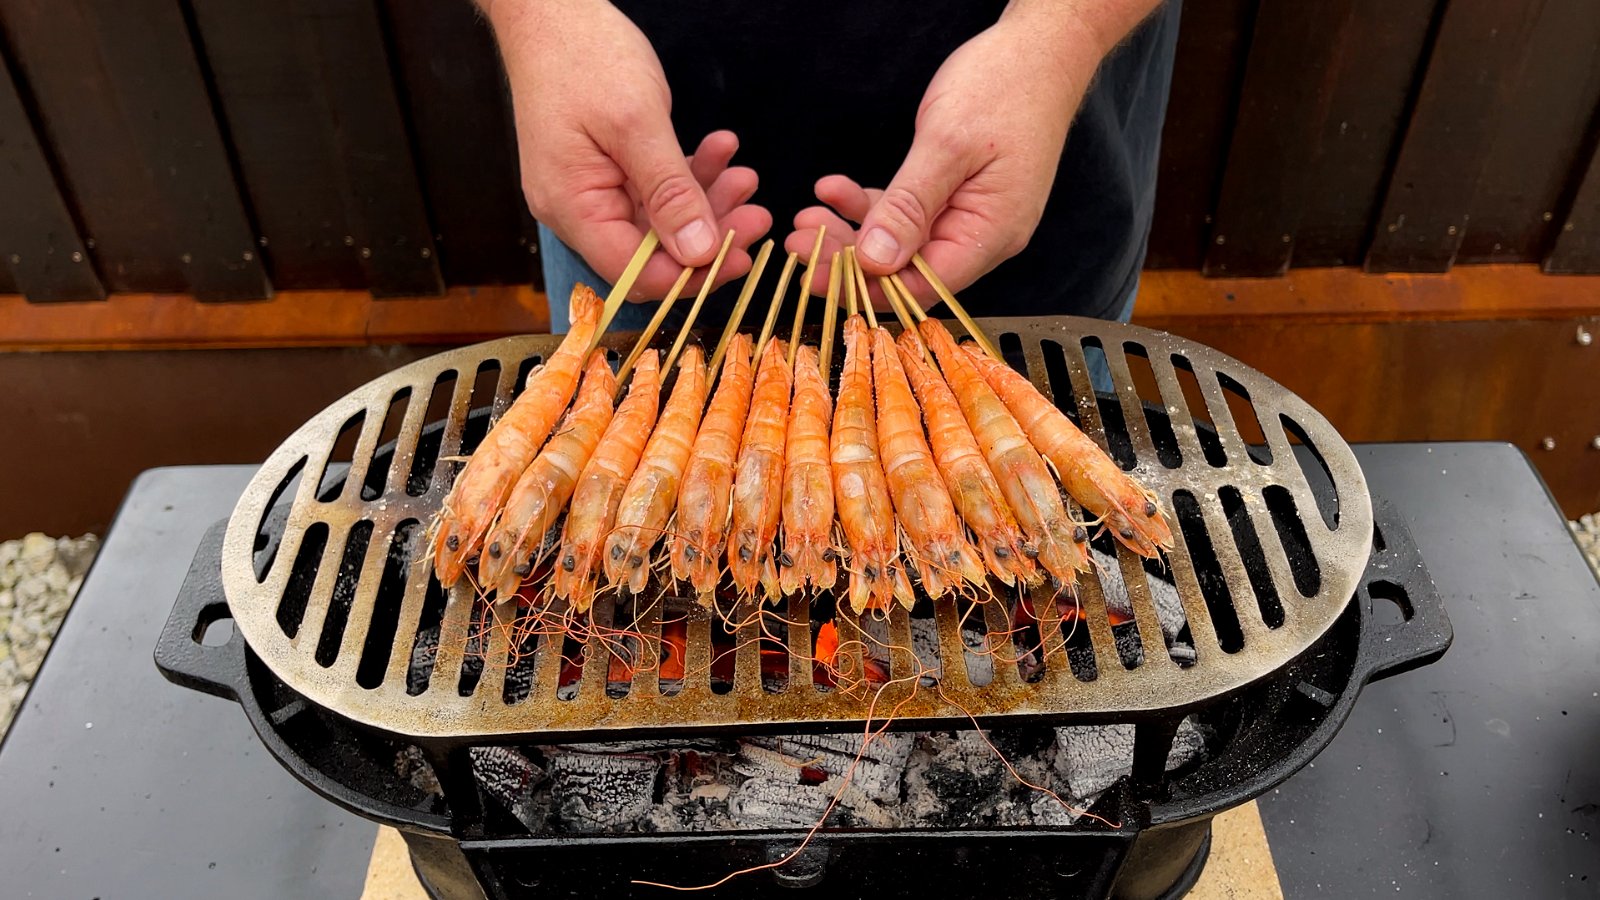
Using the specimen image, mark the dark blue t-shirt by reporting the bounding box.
[612,1,1181,320]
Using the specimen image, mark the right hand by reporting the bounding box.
[485,0,771,299]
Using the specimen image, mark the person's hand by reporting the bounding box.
[486,0,771,299]
[786,3,1131,305]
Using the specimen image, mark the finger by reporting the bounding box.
[856,133,974,274]
[632,203,772,300]
[705,166,759,218]
[687,130,739,187]
[813,175,875,224]
[605,109,721,266]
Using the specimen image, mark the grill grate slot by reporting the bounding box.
[1171,491,1244,653]
[1264,486,1322,598]
[316,413,367,502]
[277,521,329,637]
[1122,343,1184,469]
[458,360,503,458]
[315,521,375,667]
[356,521,420,688]
[1218,371,1273,464]
[253,457,306,583]
[362,390,413,501]
[1281,414,1339,528]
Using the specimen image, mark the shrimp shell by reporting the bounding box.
[552,351,661,612]
[961,344,1174,555]
[431,285,603,586]
[870,326,984,597]
[832,316,914,612]
[896,330,1037,587]
[920,319,1088,588]
[477,351,616,598]
[670,334,755,599]
[779,344,837,596]
[604,347,707,595]
[728,339,792,600]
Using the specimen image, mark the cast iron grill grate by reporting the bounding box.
[221,316,1372,741]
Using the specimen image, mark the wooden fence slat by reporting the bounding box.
[185,1,364,291]
[1545,149,1600,273]
[1202,0,1357,277]
[76,0,270,300]
[1365,0,1548,273]
[0,46,104,301]
[1144,0,1256,270]
[292,0,443,298]
[380,0,537,286]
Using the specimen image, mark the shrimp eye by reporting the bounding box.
[822,548,837,562]
[738,545,753,562]
[513,562,532,576]
[948,551,962,564]
[629,555,644,568]
[1144,499,1158,517]
[864,565,878,580]
[1073,526,1089,543]
[562,555,576,572]
[993,545,1010,559]
[1119,526,1135,540]
[445,534,460,552]
[1021,544,1040,560]
[779,551,794,567]
[610,544,625,561]
[685,545,700,561]
[487,542,502,559]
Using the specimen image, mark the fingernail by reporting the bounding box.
[675,220,713,259]
[860,227,899,265]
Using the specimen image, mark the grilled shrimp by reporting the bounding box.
[552,351,661,612]
[477,351,616,598]
[728,339,792,600]
[871,327,984,597]
[670,334,755,599]
[920,320,1088,589]
[896,331,1037,586]
[832,316,914,612]
[604,347,708,595]
[431,285,603,586]
[779,344,837,595]
[961,344,1174,556]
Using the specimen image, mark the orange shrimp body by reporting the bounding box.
[896,331,1037,587]
[552,351,661,612]
[604,347,707,595]
[728,339,792,600]
[670,334,755,599]
[920,320,1088,589]
[832,316,914,612]
[961,344,1174,556]
[432,285,603,586]
[870,327,984,598]
[477,352,616,598]
[779,344,837,596]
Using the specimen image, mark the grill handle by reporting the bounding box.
[1353,499,1453,685]
[155,519,247,700]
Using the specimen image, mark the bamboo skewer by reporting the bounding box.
[593,230,661,350]
[663,230,737,376]
[844,249,860,319]
[848,246,872,321]
[818,249,842,377]
[910,252,999,360]
[890,273,928,322]
[615,266,693,391]
[754,251,799,362]
[788,250,834,365]
[709,239,775,376]
[881,275,934,366]
[858,261,880,330]
[795,226,828,312]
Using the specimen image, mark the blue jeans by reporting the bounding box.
[539,224,1137,393]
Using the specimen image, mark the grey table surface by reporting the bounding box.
[0,444,1596,898]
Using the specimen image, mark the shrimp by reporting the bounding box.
[431,285,603,586]
[477,351,616,598]
[832,316,914,612]
[603,347,708,595]
[896,331,1037,587]
[870,326,984,597]
[960,344,1174,556]
[779,344,837,596]
[552,351,661,612]
[670,333,755,599]
[920,319,1089,589]
[728,339,792,600]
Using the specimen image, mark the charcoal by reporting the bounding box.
[728,778,833,828]
[902,731,1008,827]
[469,747,547,832]
[742,732,912,803]
[1052,715,1207,800]
[546,748,660,832]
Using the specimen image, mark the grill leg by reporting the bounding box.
[1130,717,1181,801]
[426,744,489,838]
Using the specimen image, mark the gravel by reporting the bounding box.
[1571,513,1600,580]
[0,533,99,739]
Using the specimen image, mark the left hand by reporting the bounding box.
[786,6,1104,306]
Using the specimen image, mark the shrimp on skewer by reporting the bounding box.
[728,339,792,599]
[832,316,914,612]
[431,285,603,586]
[477,351,616,598]
[896,331,1037,586]
[920,319,1089,589]
[603,347,708,595]
[670,333,755,599]
[779,343,836,595]
[960,345,1174,556]
[552,351,661,612]
[871,326,984,597]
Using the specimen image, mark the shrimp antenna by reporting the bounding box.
[818,248,842,376]
[615,266,692,392]
[754,250,800,362]
[663,230,737,375]
[709,238,776,375]
[593,230,661,350]
[910,253,1000,360]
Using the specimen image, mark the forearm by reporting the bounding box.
[1002,0,1165,82]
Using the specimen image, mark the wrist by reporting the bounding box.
[1001,0,1159,76]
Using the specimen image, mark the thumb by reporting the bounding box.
[608,111,719,266]
[856,132,969,274]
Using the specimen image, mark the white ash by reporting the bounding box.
[0,533,98,738]
[1571,513,1600,579]
[1053,717,1208,801]
[546,747,661,832]
[741,731,913,803]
